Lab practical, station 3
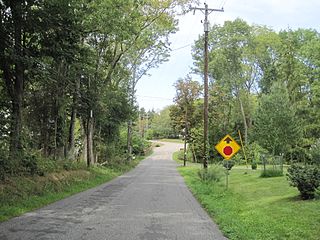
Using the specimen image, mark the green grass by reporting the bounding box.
[175,156,320,239]
[0,157,145,222]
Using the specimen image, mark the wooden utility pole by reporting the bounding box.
[191,3,224,169]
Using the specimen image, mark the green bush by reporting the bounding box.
[21,154,41,175]
[177,149,193,162]
[0,154,7,180]
[132,133,151,155]
[62,161,86,171]
[198,165,224,182]
[260,169,283,178]
[246,142,268,166]
[223,160,234,170]
[251,162,257,170]
[309,140,320,165]
[177,150,184,160]
[287,163,320,200]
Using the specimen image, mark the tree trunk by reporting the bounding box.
[54,61,68,159]
[54,101,65,159]
[81,121,87,163]
[10,89,23,156]
[127,120,133,161]
[67,106,76,159]
[85,113,94,167]
[7,3,24,158]
[67,78,80,160]
[239,95,248,145]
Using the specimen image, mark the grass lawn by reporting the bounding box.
[0,156,146,222]
[175,155,320,240]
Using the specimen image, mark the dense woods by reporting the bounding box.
[0,0,193,178]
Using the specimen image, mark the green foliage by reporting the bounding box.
[223,160,235,170]
[254,81,302,155]
[148,107,176,139]
[192,20,320,165]
[287,164,320,200]
[198,165,224,183]
[260,169,284,178]
[170,76,202,144]
[251,162,257,170]
[0,0,192,176]
[177,150,185,161]
[309,140,320,165]
[246,142,267,165]
[188,126,204,162]
[132,133,151,155]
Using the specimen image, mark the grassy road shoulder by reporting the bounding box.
[174,152,320,240]
[0,156,147,222]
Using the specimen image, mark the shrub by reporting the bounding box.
[223,160,234,170]
[0,155,6,180]
[260,169,283,178]
[287,163,320,200]
[21,154,40,175]
[246,142,268,166]
[177,150,184,161]
[251,162,257,170]
[132,134,151,155]
[198,165,224,182]
[62,161,85,171]
[309,140,320,165]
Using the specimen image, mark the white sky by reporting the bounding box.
[136,0,320,112]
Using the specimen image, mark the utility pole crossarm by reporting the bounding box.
[191,7,224,13]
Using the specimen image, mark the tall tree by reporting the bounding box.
[254,81,301,156]
[171,76,201,165]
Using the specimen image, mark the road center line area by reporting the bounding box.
[0,142,227,240]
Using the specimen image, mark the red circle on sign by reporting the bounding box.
[223,146,233,156]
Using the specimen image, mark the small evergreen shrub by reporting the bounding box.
[198,165,224,182]
[223,160,234,170]
[287,163,320,200]
[260,169,283,178]
[251,162,257,170]
[21,154,40,175]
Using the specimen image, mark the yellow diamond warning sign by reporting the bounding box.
[215,134,240,160]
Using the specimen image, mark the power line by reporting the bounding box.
[171,43,192,51]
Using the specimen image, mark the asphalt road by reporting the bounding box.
[0,142,227,240]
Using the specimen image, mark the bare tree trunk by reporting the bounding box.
[81,122,87,163]
[10,89,23,156]
[2,3,25,159]
[239,96,248,145]
[67,106,76,159]
[86,113,94,167]
[67,78,80,160]
[127,120,133,161]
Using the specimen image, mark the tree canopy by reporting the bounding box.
[0,0,195,176]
